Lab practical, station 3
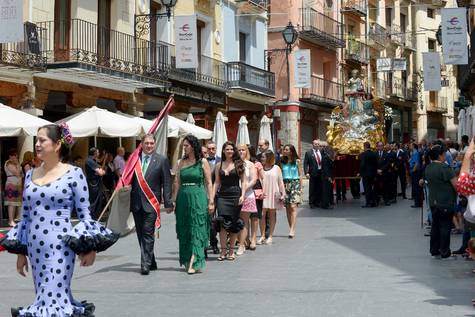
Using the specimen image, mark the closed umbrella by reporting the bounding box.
[213,111,228,154]
[236,116,250,145]
[258,115,273,152]
[186,113,196,125]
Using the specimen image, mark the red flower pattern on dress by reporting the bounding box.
[457,172,475,196]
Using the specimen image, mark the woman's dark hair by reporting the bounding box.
[183,134,203,161]
[220,141,244,175]
[7,148,17,157]
[263,149,275,166]
[89,147,98,156]
[38,124,71,160]
[429,145,445,161]
[282,144,299,164]
[248,145,257,163]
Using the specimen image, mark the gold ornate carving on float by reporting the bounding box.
[326,69,386,155]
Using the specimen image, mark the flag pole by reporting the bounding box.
[96,95,175,223]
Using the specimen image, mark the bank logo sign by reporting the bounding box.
[175,16,198,69]
[441,8,468,65]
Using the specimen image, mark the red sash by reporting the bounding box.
[134,160,161,229]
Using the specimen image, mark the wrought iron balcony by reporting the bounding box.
[300,7,345,49]
[235,0,268,12]
[345,39,368,64]
[389,24,403,45]
[372,78,388,98]
[402,32,415,50]
[368,22,386,48]
[428,96,448,112]
[0,22,48,70]
[300,75,344,107]
[341,0,367,16]
[37,19,169,84]
[227,62,275,97]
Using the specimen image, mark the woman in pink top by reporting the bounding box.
[259,150,285,245]
[237,144,258,255]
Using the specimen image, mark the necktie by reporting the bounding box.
[142,155,150,175]
[316,151,321,167]
[379,151,382,159]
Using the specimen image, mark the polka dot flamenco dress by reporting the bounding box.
[0,167,119,317]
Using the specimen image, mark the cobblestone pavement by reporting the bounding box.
[1,197,474,316]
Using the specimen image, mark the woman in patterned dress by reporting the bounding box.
[236,144,258,255]
[4,149,23,227]
[0,124,118,317]
[281,144,303,238]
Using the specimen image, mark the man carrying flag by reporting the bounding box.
[130,133,173,275]
[112,96,175,275]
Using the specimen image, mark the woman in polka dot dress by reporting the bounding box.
[0,124,119,317]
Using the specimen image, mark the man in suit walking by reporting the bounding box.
[375,141,390,206]
[395,143,408,199]
[130,134,173,275]
[386,143,398,204]
[321,146,334,209]
[360,142,378,207]
[206,141,221,254]
[304,140,324,208]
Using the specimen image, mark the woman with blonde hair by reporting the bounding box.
[237,144,258,255]
[259,150,285,245]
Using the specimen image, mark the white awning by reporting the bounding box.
[58,107,143,137]
[213,112,228,153]
[118,112,212,140]
[0,104,52,136]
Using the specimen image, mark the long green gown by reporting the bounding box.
[175,162,209,270]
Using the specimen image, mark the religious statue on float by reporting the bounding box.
[326,69,386,154]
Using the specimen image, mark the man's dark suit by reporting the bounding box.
[207,156,221,250]
[131,152,173,272]
[321,152,333,209]
[386,150,397,202]
[304,149,323,208]
[395,149,407,199]
[375,150,389,204]
[360,149,378,206]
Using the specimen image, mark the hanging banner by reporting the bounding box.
[392,59,407,71]
[0,0,23,43]
[441,8,468,65]
[376,58,392,72]
[174,15,198,69]
[422,52,441,91]
[293,49,311,88]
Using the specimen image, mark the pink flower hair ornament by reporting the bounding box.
[58,122,74,146]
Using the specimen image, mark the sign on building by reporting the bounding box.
[392,59,407,71]
[293,49,311,88]
[376,58,392,72]
[422,52,441,91]
[441,8,468,65]
[0,0,23,43]
[174,15,198,69]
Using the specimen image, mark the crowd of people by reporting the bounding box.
[5,119,475,315]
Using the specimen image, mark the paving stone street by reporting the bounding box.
[1,197,474,316]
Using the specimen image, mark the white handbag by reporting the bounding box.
[464,195,475,224]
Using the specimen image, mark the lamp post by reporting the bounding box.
[160,0,178,20]
[282,21,298,101]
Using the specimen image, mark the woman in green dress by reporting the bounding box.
[172,135,214,274]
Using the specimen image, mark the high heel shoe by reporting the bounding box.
[256,237,265,245]
[236,245,245,256]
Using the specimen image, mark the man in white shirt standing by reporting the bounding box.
[113,147,126,180]
[303,140,324,208]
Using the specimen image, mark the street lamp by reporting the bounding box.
[160,0,178,20]
[282,21,298,101]
[282,22,298,51]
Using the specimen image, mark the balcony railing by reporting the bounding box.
[0,22,48,70]
[389,24,403,45]
[373,78,388,98]
[235,0,268,11]
[428,96,448,112]
[300,7,345,49]
[345,39,368,64]
[402,32,415,50]
[37,19,228,90]
[300,75,344,106]
[342,0,367,16]
[227,62,275,96]
[368,22,386,47]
